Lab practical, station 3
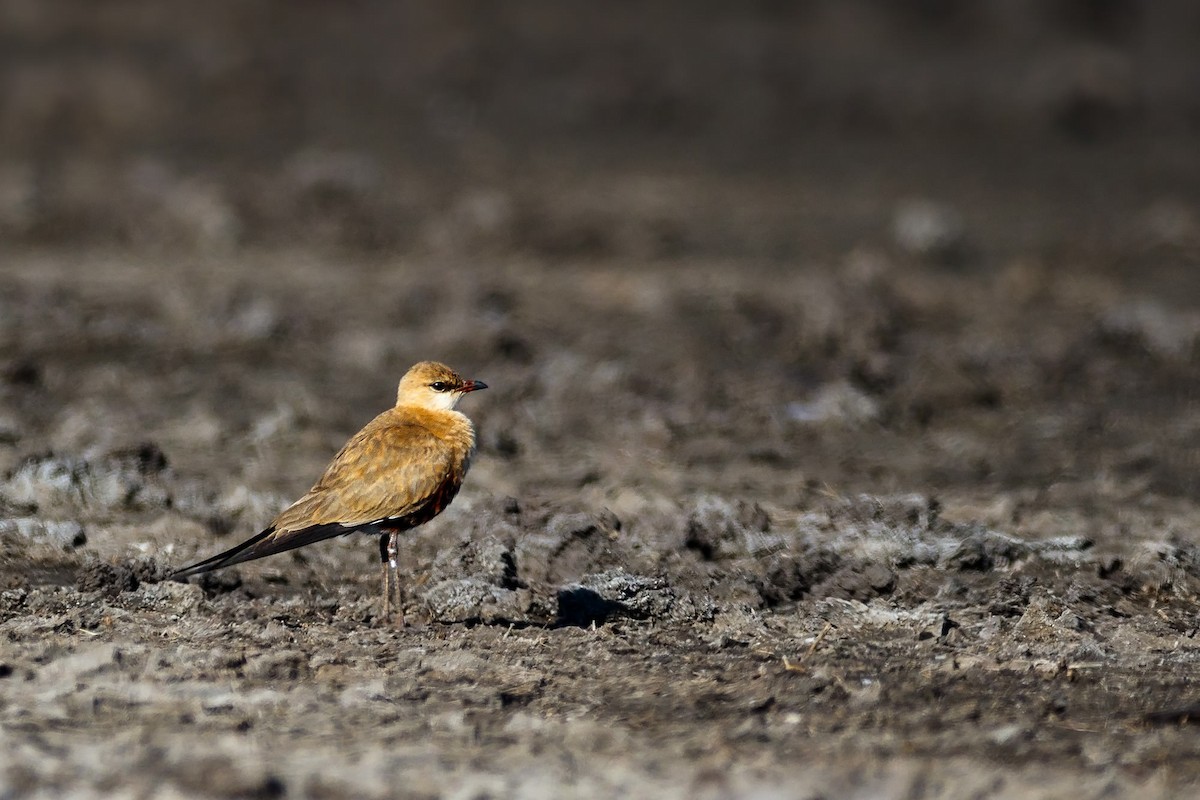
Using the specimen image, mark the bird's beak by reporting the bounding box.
[460,379,488,393]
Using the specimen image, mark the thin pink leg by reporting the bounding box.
[386,531,403,627]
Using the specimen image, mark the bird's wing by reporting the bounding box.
[272,419,457,533]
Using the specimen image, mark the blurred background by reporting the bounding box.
[1,0,1198,505]
[0,0,1196,274]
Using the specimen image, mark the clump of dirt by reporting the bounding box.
[76,556,167,596]
[3,445,173,514]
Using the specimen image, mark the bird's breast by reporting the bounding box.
[400,407,476,458]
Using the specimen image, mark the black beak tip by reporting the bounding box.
[469,379,488,392]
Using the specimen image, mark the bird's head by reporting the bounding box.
[396,361,488,411]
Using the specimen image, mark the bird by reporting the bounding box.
[172,361,487,625]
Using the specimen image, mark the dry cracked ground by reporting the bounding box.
[2,219,1200,800]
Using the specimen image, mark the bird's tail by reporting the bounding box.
[171,523,356,579]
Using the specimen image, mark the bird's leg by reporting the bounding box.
[386,530,404,628]
[378,534,392,623]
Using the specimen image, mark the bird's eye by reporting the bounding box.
[430,381,450,392]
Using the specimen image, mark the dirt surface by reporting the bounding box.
[4,3,1200,799]
[4,244,1200,798]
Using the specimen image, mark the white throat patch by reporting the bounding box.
[427,389,462,411]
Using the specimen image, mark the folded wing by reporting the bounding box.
[172,419,459,578]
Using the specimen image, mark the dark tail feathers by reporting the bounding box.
[171,523,361,579]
